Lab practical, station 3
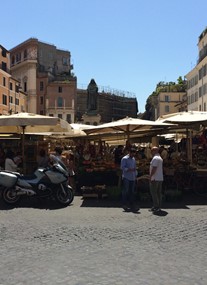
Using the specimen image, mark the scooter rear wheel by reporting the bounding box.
[55,185,74,207]
[2,187,21,205]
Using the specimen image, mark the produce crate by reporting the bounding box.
[81,185,107,199]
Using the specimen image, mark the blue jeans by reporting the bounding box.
[122,178,136,206]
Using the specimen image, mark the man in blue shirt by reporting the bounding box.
[121,147,139,212]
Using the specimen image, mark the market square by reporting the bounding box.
[1,4,207,284]
[0,194,206,285]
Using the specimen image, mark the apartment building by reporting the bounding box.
[0,45,26,115]
[9,38,77,122]
[155,90,187,119]
[186,27,207,111]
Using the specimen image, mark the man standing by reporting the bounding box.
[149,146,164,213]
[121,147,138,212]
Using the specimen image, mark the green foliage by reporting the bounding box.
[177,76,183,85]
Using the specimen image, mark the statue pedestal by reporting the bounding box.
[82,113,101,125]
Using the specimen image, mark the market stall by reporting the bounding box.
[72,139,120,198]
[0,113,72,174]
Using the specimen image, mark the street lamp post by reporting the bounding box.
[15,84,17,113]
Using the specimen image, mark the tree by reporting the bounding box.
[177,76,184,85]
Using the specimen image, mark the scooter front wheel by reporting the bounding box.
[2,187,21,205]
[55,185,74,207]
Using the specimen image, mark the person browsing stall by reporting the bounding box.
[5,150,18,172]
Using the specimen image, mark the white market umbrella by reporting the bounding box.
[157,111,207,162]
[0,112,72,172]
[70,123,90,137]
[157,111,207,126]
[82,117,174,140]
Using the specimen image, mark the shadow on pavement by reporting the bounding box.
[80,197,122,208]
[0,196,73,211]
[152,210,168,216]
[79,192,207,209]
[0,192,206,211]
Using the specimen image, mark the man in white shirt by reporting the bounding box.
[149,146,163,212]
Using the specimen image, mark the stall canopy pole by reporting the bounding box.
[186,128,193,163]
[21,125,26,174]
[189,130,193,163]
[126,125,130,141]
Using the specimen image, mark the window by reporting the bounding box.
[24,82,27,92]
[199,68,202,80]
[199,87,202,97]
[11,56,15,65]
[24,49,27,59]
[15,98,19,105]
[58,86,62,93]
[203,64,206,77]
[1,48,6,57]
[191,94,194,103]
[62,57,68,65]
[15,53,21,62]
[10,82,13,90]
[40,81,44,91]
[9,96,13,103]
[3,77,6,86]
[195,75,198,85]
[58,114,62,119]
[2,62,7,71]
[195,92,198,101]
[204,103,206,111]
[165,105,170,112]
[66,114,71,123]
[164,95,170,102]
[15,54,19,62]
[40,96,44,105]
[2,94,7,105]
[57,97,63,107]
[204,83,207,95]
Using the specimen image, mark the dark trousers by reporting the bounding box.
[150,181,163,208]
[122,178,136,206]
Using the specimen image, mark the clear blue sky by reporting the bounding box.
[1,0,207,113]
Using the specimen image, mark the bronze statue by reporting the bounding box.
[87,79,98,112]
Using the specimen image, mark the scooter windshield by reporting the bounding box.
[50,154,68,173]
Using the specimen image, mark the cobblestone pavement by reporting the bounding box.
[0,195,206,285]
